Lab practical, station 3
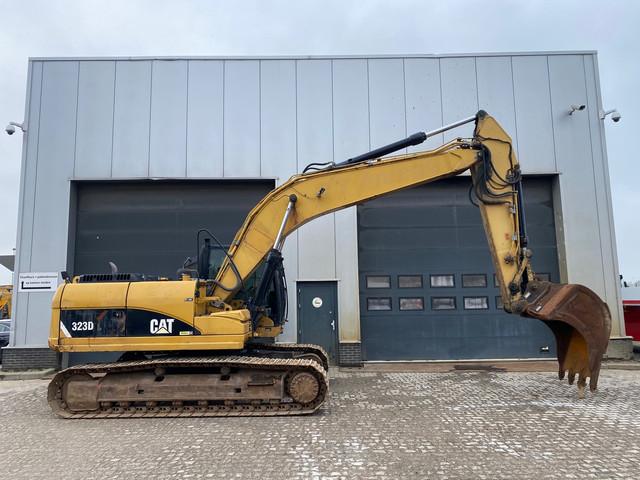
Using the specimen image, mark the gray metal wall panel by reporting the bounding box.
[368,59,406,149]
[112,61,152,177]
[75,61,115,178]
[440,57,478,141]
[260,60,297,179]
[583,55,624,333]
[30,61,78,269]
[332,59,369,342]
[476,57,518,150]
[332,60,369,160]
[28,61,79,344]
[186,61,224,177]
[223,61,260,177]
[149,60,188,177]
[296,60,336,279]
[11,61,42,346]
[280,230,299,343]
[547,55,606,299]
[512,56,556,173]
[259,59,301,341]
[404,58,444,150]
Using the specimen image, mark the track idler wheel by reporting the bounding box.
[287,372,320,405]
[49,372,99,413]
[522,281,612,397]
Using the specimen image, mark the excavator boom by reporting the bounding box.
[211,110,611,394]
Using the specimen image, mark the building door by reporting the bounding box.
[297,282,338,364]
[71,179,274,277]
[358,176,559,361]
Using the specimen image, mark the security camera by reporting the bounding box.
[600,109,621,123]
[5,121,26,135]
[569,104,586,115]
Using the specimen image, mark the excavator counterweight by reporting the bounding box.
[47,111,612,417]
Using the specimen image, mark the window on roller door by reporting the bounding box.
[462,274,487,288]
[398,275,422,288]
[430,274,454,288]
[367,298,392,311]
[366,275,391,289]
[460,272,492,312]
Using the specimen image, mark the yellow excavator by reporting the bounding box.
[47,111,611,418]
[0,285,11,320]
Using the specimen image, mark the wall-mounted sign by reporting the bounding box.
[18,272,59,292]
[312,297,323,308]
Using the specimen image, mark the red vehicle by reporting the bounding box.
[622,285,640,341]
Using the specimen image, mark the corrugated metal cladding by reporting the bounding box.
[358,177,559,360]
[72,180,274,278]
[10,54,622,365]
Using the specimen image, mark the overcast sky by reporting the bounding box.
[0,0,638,285]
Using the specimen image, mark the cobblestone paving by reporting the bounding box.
[1,369,639,479]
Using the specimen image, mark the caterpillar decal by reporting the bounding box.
[60,309,197,338]
[150,318,174,335]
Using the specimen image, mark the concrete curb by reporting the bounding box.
[0,368,56,381]
[352,359,640,373]
[601,361,640,371]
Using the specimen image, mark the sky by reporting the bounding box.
[0,0,638,286]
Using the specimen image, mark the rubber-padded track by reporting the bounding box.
[48,355,328,419]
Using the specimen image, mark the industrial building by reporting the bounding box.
[4,52,626,369]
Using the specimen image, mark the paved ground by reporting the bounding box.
[1,366,639,479]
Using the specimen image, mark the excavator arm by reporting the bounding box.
[212,110,611,395]
[471,113,611,396]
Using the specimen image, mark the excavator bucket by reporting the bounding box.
[522,281,612,397]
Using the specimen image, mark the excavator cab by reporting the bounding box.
[196,237,226,280]
[196,236,287,329]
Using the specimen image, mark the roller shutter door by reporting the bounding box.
[72,180,274,278]
[358,176,559,361]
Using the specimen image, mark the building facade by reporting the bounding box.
[5,52,626,369]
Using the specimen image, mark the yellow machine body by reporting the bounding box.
[49,280,254,352]
[0,285,11,320]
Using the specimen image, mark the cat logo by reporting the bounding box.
[150,318,175,335]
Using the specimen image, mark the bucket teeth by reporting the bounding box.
[577,374,587,399]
